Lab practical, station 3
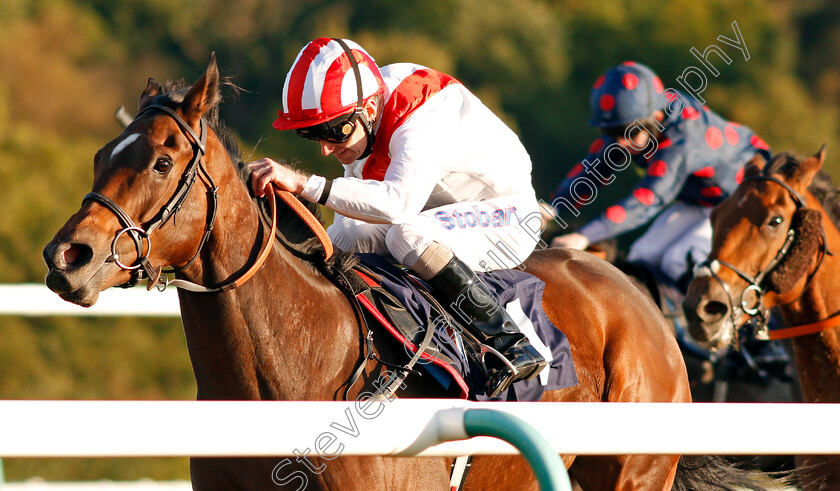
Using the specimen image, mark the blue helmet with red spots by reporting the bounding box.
[589,62,667,128]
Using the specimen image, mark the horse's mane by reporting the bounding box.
[766,151,840,229]
[155,81,358,277]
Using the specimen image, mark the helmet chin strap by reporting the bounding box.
[332,38,378,160]
[359,111,376,159]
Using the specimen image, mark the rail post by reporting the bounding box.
[436,408,572,491]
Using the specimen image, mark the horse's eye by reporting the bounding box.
[769,215,784,227]
[153,158,173,174]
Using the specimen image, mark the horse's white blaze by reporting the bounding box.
[110,133,141,161]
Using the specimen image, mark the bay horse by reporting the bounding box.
[43,54,764,490]
[684,147,840,489]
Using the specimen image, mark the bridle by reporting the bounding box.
[83,103,276,293]
[695,172,829,342]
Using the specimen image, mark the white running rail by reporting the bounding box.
[0,400,838,457]
[0,284,179,317]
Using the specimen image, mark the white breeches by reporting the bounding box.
[627,201,713,282]
[327,196,542,272]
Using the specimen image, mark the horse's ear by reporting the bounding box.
[181,52,220,128]
[138,78,162,111]
[793,144,826,188]
[743,152,766,178]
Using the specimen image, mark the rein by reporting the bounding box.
[275,190,333,260]
[767,311,840,340]
[696,172,832,342]
[166,189,277,293]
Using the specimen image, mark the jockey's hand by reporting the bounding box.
[551,232,589,250]
[248,158,309,197]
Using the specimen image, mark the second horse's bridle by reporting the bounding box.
[695,172,828,341]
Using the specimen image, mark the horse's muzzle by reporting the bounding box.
[42,237,104,307]
[683,276,732,347]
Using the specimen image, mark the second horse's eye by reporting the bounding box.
[153,157,173,174]
[769,215,784,227]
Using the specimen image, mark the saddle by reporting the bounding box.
[341,253,577,401]
[352,265,472,398]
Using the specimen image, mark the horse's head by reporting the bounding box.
[683,147,827,348]
[43,54,226,306]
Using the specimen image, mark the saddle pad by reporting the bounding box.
[356,253,578,401]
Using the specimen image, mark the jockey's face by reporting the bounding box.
[602,111,664,156]
[617,129,652,156]
[319,120,369,165]
[318,98,378,165]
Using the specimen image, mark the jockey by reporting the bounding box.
[249,37,546,397]
[550,61,772,285]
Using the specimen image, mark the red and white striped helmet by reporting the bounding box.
[273,38,386,130]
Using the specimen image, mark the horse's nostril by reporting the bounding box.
[65,244,81,264]
[702,300,728,318]
[64,243,93,267]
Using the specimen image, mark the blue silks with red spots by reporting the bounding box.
[551,77,771,244]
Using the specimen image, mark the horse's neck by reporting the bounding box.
[176,166,358,401]
[785,204,840,402]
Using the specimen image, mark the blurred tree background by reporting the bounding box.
[1,0,839,482]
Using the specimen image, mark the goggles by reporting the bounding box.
[295,111,360,143]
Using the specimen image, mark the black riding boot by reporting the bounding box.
[426,256,547,397]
